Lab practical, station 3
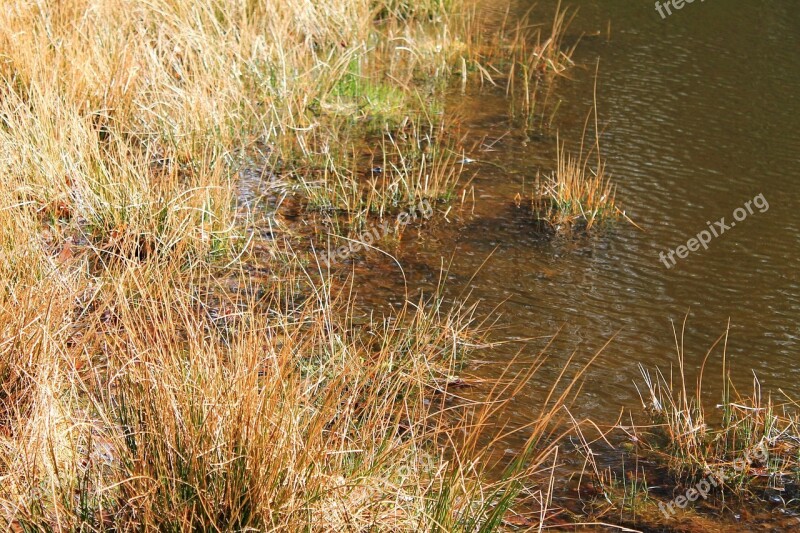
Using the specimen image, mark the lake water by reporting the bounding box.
[349,0,800,452]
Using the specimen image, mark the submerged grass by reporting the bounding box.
[286,116,465,233]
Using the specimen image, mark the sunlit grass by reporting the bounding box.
[0,251,600,529]
[567,321,800,526]
[635,322,800,494]
[577,320,800,525]
[532,139,617,231]
[0,0,589,529]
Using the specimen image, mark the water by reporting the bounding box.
[346,0,800,442]
[228,0,800,526]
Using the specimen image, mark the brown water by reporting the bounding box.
[231,0,800,527]
[228,1,800,527]
[343,0,800,447]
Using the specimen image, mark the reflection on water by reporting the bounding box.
[348,0,800,438]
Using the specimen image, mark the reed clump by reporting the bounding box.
[569,324,800,529]
[532,140,617,231]
[577,323,800,526]
[636,330,800,497]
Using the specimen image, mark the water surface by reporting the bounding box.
[351,0,800,436]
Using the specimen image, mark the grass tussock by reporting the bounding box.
[526,60,623,233]
[567,322,800,528]
[572,320,800,528]
[635,322,800,496]
[531,139,617,232]
[530,89,619,233]
[0,257,591,530]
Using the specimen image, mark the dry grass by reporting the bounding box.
[530,76,618,233]
[528,65,621,233]
[504,1,578,129]
[288,116,465,232]
[0,253,595,530]
[532,139,617,232]
[271,0,581,231]
[0,0,589,530]
[566,322,800,528]
[636,321,800,495]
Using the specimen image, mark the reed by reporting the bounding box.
[636,322,800,495]
[532,139,617,231]
[572,322,800,527]
[505,1,578,129]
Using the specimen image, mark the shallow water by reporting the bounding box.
[345,0,800,449]
[230,0,800,527]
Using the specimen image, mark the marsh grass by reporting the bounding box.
[569,323,800,528]
[375,0,460,22]
[624,320,800,515]
[282,116,465,236]
[0,0,594,529]
[0,254,600,530]
[504,2,578,130]
[531,79,619,233]
[531,140,616,231]
[270,0,579,231]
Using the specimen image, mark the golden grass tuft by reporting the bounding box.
[532,139,617,231]
[567,321,800,527]
[530,77,619,233]
[635,321,800,493]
